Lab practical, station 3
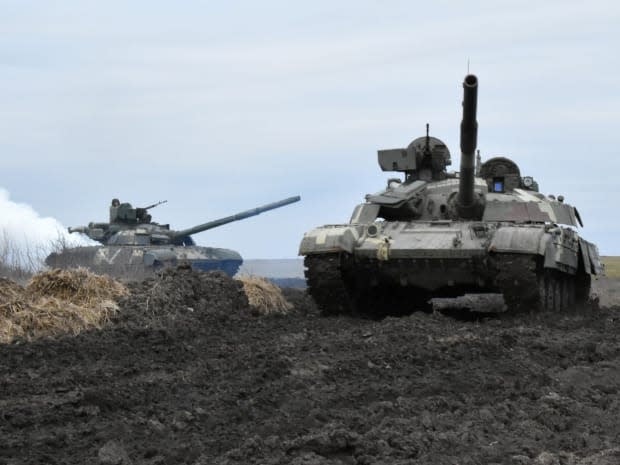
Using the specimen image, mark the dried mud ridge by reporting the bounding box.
[1,267,619,465]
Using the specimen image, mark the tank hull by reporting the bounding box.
[46,245,242,278]
[300,221,602,315]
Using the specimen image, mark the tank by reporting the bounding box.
[47,196,300,277]
[299,75,602,316]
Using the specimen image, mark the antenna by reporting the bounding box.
[467,58,470,74]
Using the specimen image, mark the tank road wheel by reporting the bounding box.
[538,270,593,312]
[494,254,581,313]
[494,254,539,312]
[537,269,570,312]
[304,254,354,316]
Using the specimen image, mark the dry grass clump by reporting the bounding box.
[0,277,26,302]
[237,275,293,316]
[27,268,128,306]
[0,268,128,343]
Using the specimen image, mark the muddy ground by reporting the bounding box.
[1,268,619,465]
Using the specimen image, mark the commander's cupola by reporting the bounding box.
[377,125,451,182]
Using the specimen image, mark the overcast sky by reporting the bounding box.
[1,0,619,259]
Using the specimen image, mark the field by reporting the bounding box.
[602,256,620,279]
[0,267,619,464]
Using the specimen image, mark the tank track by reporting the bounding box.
[492,253,591,312]
[492,254,539,311]
[305,252,592,316]
[304,254,431,317]
[304,254,354,316]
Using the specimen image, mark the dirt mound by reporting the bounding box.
[117,265,249,327]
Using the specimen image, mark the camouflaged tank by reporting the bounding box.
[300,75,602,315]
[47,196,300,277]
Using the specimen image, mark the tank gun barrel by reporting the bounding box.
[457,74,479,218]
[68,226,88,234]
[172,195,301,238]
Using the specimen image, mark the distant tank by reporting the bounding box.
[47,196,300,277]
[300,75,602,316]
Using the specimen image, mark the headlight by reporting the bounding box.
[367,224,379,237]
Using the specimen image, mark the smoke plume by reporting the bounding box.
[0,188,90,270]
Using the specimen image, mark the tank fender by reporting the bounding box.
[489,226,573,272]
[540,235,580,272]
[490,226,594,273]
[579,238,603,275]
[299,226,361,255]
[488,226,547,255]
